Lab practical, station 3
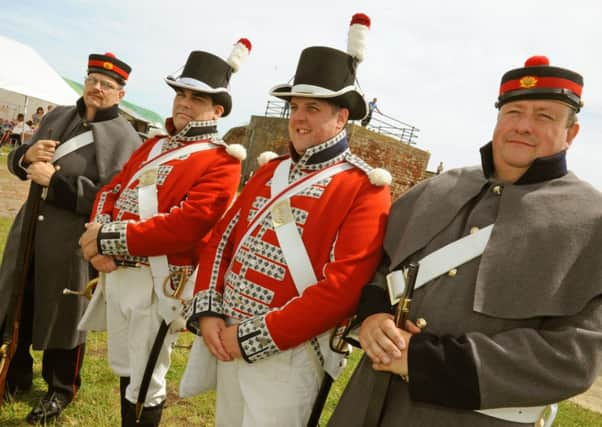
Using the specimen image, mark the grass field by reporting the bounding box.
[0,214,601,426]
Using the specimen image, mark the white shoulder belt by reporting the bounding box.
[386,224,493,305]
[267,158,353,379]
[385,225,551,424]
[137,138,218,323]
[52,130,94,163]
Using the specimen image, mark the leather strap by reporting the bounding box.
[476,405,549,423]
[136,139,217,323]
[383,224,552,424]
[51,130,94,163]
[127,139,214,190]
[387,224,494,305]
[232,159,353,258]
[269,158,353,379]
[270,159,320,291]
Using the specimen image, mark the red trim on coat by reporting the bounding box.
[72,344,83,398]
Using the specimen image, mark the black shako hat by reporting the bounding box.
[496,55,584,112]
[165,39,252,117]
[270,13,371,120]
[88,52,131,85]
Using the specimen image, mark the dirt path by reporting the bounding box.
[0,152,28,218]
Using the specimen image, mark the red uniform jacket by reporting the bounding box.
[92,119,243,283]
[189,131,390,363]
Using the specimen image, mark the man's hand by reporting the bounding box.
[79,222,103,260]
[220,325,242,360]
[200,317,232,361]
[359,313,405,364]
[24,139,59,164]
[26,162,56,187]
[359,313,423,365]
[371,329,413,376]
[90,255,117,273]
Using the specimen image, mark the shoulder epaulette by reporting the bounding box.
[344,153,392,186]
[210,137,247,161]
[257,151,285,167]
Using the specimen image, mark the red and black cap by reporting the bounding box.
[496,56,583,112]
[88,52,131,85]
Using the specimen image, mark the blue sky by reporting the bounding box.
[3,0,602,188]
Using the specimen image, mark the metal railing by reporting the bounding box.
[264,100,290,119]
[363,112,420,145]
[264,100,419,145]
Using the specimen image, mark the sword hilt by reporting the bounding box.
[62,277,99,300]
[394,262,419,328]
[162,270,188,301]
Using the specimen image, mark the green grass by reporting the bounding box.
[0,217,11,257]
[0,217,601,426]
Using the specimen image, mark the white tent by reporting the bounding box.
[0,34,78,121]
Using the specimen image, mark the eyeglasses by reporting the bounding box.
[84,76,119,91]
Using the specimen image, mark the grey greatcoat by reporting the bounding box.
[0,99,140,349]
[329,144,602,426]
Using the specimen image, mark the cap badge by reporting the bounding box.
[103,62,114,70]
[519,76,538,88]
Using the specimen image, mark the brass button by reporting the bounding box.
[416,318,428,329]
[37,215,44,221]
[470,226,480,234]
[492,185,503,195]
[258,337,270,346]
[54,165,61,171]
[447,268,458,277]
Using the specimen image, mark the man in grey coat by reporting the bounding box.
[0,52,140,424]
[329,56,602,426]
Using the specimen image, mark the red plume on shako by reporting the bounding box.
[227,38,252,72]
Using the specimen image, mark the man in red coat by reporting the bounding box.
[78,40,251,426]
[186,14,391,427]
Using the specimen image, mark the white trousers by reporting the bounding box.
[105,266,176,407]
[215,345,323,427]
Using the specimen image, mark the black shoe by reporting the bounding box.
[122,399,164,427]
[26,392,69,425]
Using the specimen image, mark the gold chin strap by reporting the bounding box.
[62,277,99,300]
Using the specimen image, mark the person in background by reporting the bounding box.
[31,107,44,127]
[9,113,32,146]
[361,97,381,127]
